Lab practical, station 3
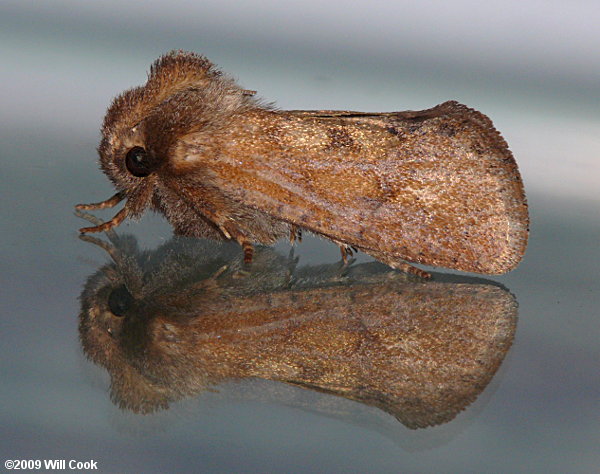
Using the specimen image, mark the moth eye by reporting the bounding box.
[107,284,134,317]
[125,146,152,177]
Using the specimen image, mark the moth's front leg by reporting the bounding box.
[75,191,129,233]
[78,207,129,234]
[75,191,125,210]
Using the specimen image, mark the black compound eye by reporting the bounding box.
[107,284,134,317]
[125,146,152,177]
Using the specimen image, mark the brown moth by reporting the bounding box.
[78,226,517,428]
[76,50,529,278]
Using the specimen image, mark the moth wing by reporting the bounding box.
[187,101,528,274]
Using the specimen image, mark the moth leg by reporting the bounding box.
[78,234,120,261]
[75,191,125,210]
[219,222,254,264]
[209,265,228,280]
[232,269,251,279]
[190,265,229,290]
[330,238,355,264]
[75,209,119,240]
[339,244,354,264]
[79,207,128,234]
[394,262,431,279]
[363,249,431,279]
[284,247,299,286]
[237,239,254,264]
[289,224,302,244]
[217,225,232,240]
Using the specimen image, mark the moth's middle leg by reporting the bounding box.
[210,217,254,264]
[241,240,254,264]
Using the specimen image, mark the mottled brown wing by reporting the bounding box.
[191,101,529,274]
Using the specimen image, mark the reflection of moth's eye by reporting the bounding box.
[107,285,134,317]
[125,146,152,177]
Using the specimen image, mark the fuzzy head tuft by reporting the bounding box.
[97,51,255,219]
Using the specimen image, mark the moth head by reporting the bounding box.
[77,232,241,413]
[78,233,144,370]
[78,233,178,413]
[79,269,175,413]
[97,50,252,217]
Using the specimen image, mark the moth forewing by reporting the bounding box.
[183,101,528,274]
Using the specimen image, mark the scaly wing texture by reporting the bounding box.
[180,101,528,274]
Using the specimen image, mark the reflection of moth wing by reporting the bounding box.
[78,232,518,428]
[194,101,528,274]
[279,283,516,429]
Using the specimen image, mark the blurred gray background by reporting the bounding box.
[2,0,598,200]
[1,1,598,473]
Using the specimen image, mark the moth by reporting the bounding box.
[77,50,529,278]
[78,224,517,427]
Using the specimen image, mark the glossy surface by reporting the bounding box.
[1,2,598,472]
[77,233,517,423]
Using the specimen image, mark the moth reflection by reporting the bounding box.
[78,229,517,430]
